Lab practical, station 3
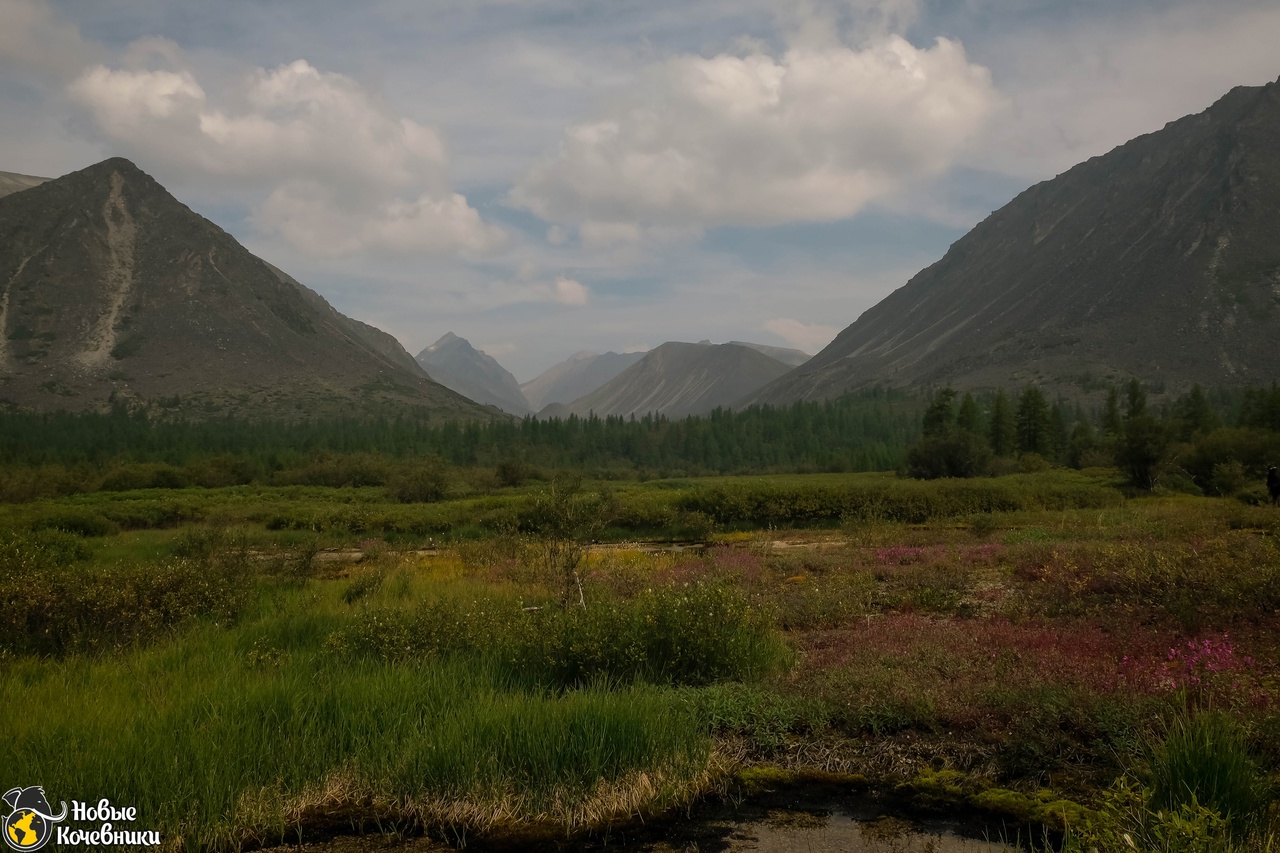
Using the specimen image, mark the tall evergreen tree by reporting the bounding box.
[1101,387,1123,436]
[989,389,1016,457]
[957,393,981,435]
[922,388,958,438]
[1015,386,1053,456]
[1175,384,1217,440]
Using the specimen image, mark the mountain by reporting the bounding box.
[0,157,494,419]
[520,350,647,410]
[751,77,1280,404]
[553,341,792,419]
[0,170,49,200]
[274,263,427,378]
[727,341,810,368]
[415,333,530,415]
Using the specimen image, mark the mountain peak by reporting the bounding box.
[429,332,462,351]
[416,333,529,415]
[0,157,493,418]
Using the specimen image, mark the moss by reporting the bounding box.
[735,765,797,794]
[731,765,868,796]
[898,769,1094,834]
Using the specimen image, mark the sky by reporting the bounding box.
[2,0,1279,382]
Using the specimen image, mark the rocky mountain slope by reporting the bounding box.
[0,158,494,419]
[727,341,810,368]
[0,170,48,199]
[554,341,792,419]
[415,333,530,415]
[520,350,647,410]
[751,76,1280,404]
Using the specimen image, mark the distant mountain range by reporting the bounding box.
[415,333,531,415]
[0,170,48,200]
[751,76,1280,405]
[546,341,793,419]
[0,158,494,419]
[520,350,647,411]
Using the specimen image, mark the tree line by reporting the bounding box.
[907,381,1280,495]
[0,389,923,499]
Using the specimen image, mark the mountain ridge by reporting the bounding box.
[750,76,1280,404]
[521,350,647,410]
[0,157,494,419]
[554,341,791,419]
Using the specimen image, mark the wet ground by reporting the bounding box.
[258,785,1026,853]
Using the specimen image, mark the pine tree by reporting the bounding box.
[922,388,958,438]
[1015,386,1053,457]
[957,392,981,435]
[989,389,1016,456]
[1102,387,1123,436]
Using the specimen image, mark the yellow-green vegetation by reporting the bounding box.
[1,471,1278,850]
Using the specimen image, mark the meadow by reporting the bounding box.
[1,469,1278,851]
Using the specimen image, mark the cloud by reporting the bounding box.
[966,2,1280,180]
[553,276,589,305]
[763,317,839,352]
[511,33,1003,230]
[68,53,503,255]
[0,0,98,79]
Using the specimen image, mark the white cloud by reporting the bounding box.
[763,317,839,352]
[511,34,1003,230]
[0,0,97,78]
[967,3,1280,180]
[68,54,502,256]
[553,276,589,305]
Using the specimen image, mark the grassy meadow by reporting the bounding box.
[2,469,1278,850]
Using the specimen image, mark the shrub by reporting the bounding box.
[388,458,451,503]
[905,428,992,479]
[494,459,530,488]
[0,530,252,656]
[99,463,192,491]
[29,510,119,537]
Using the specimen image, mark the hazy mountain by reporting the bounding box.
[0,170,49,199]
[555,341,792,419]
[751,77,1280,404]
[726,341,810,367]
[520,350,647,410]
[415,333,530,415]
[0,157,494,419]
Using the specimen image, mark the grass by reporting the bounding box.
[0,584,718,849]
[2,470,1279,849]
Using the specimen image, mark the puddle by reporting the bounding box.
[258,797,1024,853]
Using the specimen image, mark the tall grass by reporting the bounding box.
[0,605,715,849]
[1150,711,1272,838]
[328,579,791,688]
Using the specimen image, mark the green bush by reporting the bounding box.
[99,463,192,491]
[387,458,451,503]
[906,428,992,479]
[677,473,1120,528]
[29,509,119,537]
[0,530,252,656]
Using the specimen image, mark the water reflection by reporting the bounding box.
[259,806,1017,853]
